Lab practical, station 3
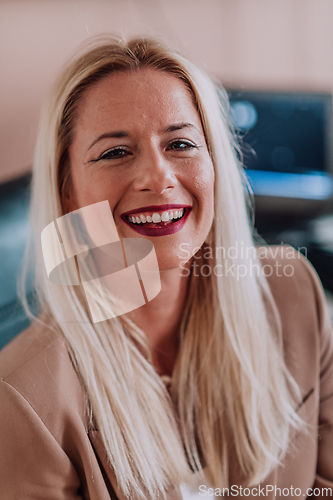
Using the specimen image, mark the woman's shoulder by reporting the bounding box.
[258,245,333,383]
[0,322,97,497]
[0,320,87,434]
[0,320,64,379]
[0,320,73,384]
[257,244,325,316]
[258,246,333,414]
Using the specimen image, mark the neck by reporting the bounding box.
[127,264,190,376]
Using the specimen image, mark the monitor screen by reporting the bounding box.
[228,91,333,203]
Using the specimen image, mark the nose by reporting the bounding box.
[133,145,176,195]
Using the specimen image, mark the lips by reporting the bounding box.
[121,204,192,237]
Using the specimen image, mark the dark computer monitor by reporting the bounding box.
[228,90,333,217]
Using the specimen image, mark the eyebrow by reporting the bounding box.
[88,131,128,150]
[165,122,196,133]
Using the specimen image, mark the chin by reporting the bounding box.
[153,248,192,275]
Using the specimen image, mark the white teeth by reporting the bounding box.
[127,208,185,225]
[152,213,161,223]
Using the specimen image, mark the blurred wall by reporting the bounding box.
[1,0,333,183]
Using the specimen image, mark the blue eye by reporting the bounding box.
[94,147,132,161]
[167,140,198,151]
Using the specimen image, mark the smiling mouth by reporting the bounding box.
[121,206,191,236]
[126,208,186,227]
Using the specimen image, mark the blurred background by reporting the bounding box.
[1,0,333,347]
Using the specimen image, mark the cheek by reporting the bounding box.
[191,162,215,213]
[71,167,122,211]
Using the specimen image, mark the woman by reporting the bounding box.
[0,36,332,499]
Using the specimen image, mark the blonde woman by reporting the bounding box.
[0,37,333,500]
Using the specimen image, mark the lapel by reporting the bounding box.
[88,430,125,500]
[89,430,183,500]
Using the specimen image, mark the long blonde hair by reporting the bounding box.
[22,36,302,498]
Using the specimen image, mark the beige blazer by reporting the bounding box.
[1,247,333,499]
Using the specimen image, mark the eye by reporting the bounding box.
[91,146,133,162]
[166,139,198,151]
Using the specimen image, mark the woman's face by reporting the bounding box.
[68,68,215,270]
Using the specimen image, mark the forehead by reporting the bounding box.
[75,68,202,133]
